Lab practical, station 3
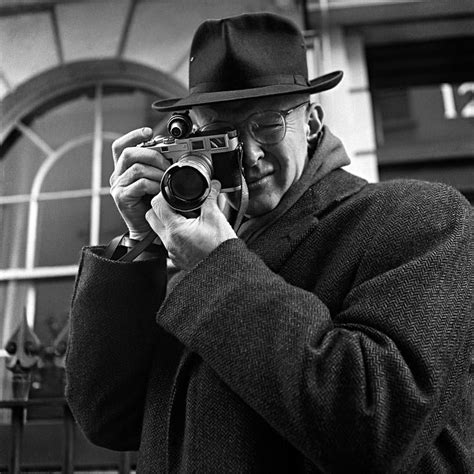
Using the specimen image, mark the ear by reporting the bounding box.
[305,103,324,140]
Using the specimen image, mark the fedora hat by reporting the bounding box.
[152,12,343,112]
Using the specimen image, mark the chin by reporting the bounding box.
[226,192,281,217]
[244,198,280,217]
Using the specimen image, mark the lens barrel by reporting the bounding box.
[160,154,212,211]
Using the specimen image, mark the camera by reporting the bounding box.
[141,112,243,212]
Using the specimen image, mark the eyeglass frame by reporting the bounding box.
[198,101,309,146]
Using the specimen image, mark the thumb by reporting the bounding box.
[201,180,222,217]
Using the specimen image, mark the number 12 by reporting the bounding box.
[440,83,474,119]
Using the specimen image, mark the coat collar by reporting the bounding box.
[244,157,367,273]
[237,127,350,245]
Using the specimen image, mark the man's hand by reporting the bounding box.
[146,181,237,270]
[110,127,170,239]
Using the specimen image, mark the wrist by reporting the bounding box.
[121,235,162,250]
[103,232,164,261]
[129,229,151,241]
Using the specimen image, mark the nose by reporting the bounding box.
[240,129,264,168]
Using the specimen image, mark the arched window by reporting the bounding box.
[0,59,186,402]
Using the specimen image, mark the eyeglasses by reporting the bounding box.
[199,101,309,146]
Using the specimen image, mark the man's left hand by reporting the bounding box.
[146,180,237,270]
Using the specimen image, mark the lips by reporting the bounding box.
[246,170,274,186]
[245,174,274,192]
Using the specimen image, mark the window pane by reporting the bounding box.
[34,277,73,347]
[0,280,28,349]
[37,197,90,266]
[101,87,169,188]
[27,90,96,150]
[1,128,47,196]
[0,202,28,269]
[41,141,92,192]
[101,136,115,188]
[102,87,161,136]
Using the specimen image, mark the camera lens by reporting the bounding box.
[160,154,212,212]
[169,167,208,201]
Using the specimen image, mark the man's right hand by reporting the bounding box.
[110,127,171,240]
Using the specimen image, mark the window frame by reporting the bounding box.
[0,59,186,330]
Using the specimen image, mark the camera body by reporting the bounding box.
[141,113,243,212]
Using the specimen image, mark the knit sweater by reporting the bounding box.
[66,131,473,473]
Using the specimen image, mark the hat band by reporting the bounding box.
[190,74,309,93]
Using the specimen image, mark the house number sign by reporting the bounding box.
[440,83,474,119]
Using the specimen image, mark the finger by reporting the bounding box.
[112,127,153,164]
[145,208,166,238]
[111,178,161,203]
[151,193,187,227]
[200,180,222,219]
[111,147,170,186]
[112,162,165,189]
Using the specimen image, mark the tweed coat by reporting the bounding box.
[66,133,473,473]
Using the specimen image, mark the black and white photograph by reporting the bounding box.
[0,0,473,472]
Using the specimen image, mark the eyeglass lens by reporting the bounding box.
[198,101,308,145]
[247,101,308,145]
[248,112,286,145]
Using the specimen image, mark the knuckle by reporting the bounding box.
[121,146,135,165]
[121,146,143,169]
[152,197,167,221]
[110,186,122,202]
[136,177,150,192]
[151,192,162,209]
[145,208,154,220]
[132,163,145,178]
[109,171,117,187]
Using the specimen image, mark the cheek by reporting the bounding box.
[272,145,306,186]
[288,132,309,177]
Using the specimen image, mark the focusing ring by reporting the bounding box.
[160,155,212,212]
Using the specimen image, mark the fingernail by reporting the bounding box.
[142,127,152,136]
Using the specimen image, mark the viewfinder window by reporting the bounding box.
[192,140,205,150]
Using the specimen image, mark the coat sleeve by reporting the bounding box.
[155,184,473,471]
[65,245,167,451]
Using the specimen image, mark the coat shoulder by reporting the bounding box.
[340,176,473,231]
[363,178,470,212]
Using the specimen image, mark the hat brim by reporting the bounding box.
[152,71,343,112]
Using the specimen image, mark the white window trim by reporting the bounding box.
[1,86,120,326]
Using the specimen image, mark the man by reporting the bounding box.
[65,13,473,473]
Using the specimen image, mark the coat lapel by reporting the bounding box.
[248,169,367,273]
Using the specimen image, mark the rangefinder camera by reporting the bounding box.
[141,112,243,212]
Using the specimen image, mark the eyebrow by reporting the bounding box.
[196,99,307,125]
